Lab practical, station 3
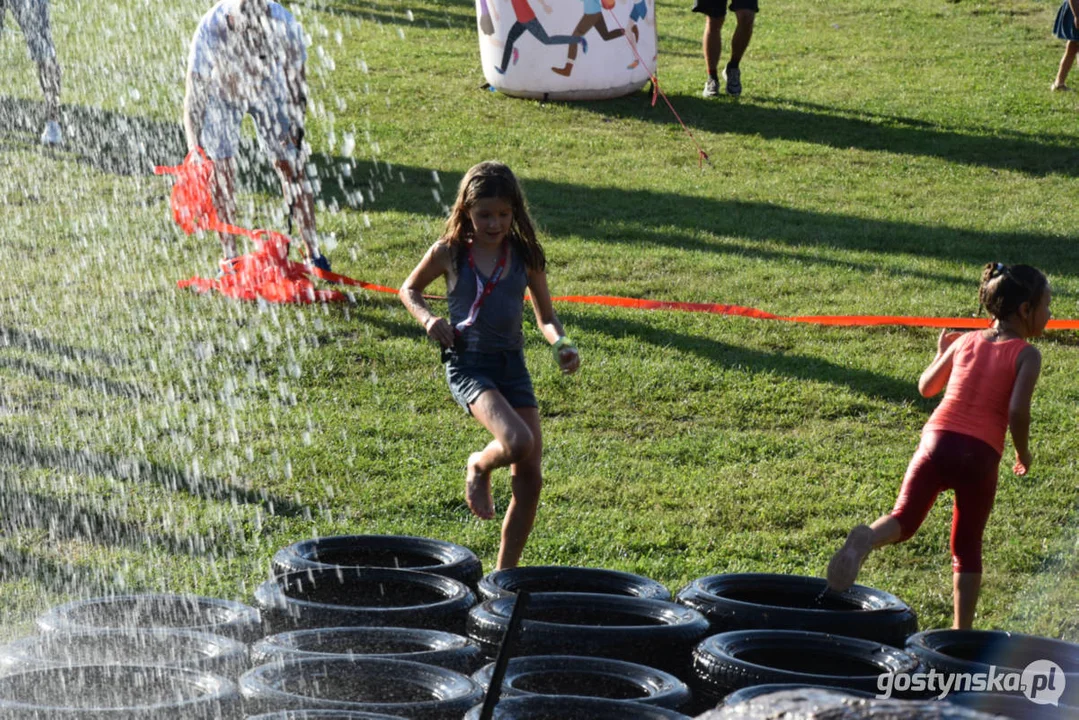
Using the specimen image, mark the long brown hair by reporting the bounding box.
[441,161,546,272]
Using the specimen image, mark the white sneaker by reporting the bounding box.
[724,67,742,96]
[40,120,63,147]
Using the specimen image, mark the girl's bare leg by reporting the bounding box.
[953,572,981,629]
[467,390,535,521]
[1055,41,1079,89]
[497,406,543,570]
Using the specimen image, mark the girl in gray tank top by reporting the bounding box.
[400,161,580,570]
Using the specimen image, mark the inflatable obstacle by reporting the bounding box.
[477,0,657,100]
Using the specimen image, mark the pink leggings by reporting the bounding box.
[890,430,1001,573]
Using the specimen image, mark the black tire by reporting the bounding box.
[691,629,920,704]
[906,629,1079,706]
[0,664,242,719]
[477,566,671,602]
[675,573,917,647]
[461,696,693,719]
[272,536,482,588]
[472,655,691,710]
[722,683,876,706]
[0,628,248,679]
[255,568,476,635]
[36,594,262,644]
[239,657,483,720]
[247,712,408,719]
[251,626,482,673]
[946,692,1079,720]
[467,593,710,678]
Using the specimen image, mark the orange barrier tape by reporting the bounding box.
[157,153,1078,327]
[549,294,1079,330]
[334,287,1079,331]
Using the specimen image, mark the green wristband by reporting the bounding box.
[553,336,576,361]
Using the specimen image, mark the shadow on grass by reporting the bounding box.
[0,545,116,599]
[0,486,218,558]
[573,91,1079,178]
[4,95,1072,280]
[571,312,936,406]
[0,356,146,401]
[0,435,304,517]
[0,326,130,369]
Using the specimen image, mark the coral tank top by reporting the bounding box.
[923,332,1029,456]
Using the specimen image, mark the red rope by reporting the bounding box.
[605,7,711,168]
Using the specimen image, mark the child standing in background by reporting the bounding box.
[827,263,1050,630]
[1052,0,1079,90]
[400,161,580,570]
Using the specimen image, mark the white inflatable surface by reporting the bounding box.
[476,0,657,100]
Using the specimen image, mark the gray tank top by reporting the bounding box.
[447,243,529,353]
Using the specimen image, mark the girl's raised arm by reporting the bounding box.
[917,330,964,397]
[1008,345,1042,473]
[528,269,579,374]
[400,242,456,348]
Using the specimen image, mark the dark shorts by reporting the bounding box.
[444,348,537,415]
[693,0,757,18]
[630,0,648,22]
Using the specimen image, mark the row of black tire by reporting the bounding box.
[0,534,1075,719]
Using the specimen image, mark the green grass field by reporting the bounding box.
[0,0,1077,641]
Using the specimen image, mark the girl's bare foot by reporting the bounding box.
[466,452,495,520]
[826,524,873,591]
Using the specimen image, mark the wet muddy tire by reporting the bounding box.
[690,630,920,705]
[272,535,482,588]
[247,712,409,720]
[905,629,1079,705]
[239,657,483,720]
[722,683,876,706]
[0,664,242,718]
[461,696,693,719]
[477,566,671,602]
[467,593,710,678]
[472,655,691,710]
[251,626,482,673]
[256,568,476,635]
[0,628,248,678]
[675,573,917,647]
[36,594,262,644]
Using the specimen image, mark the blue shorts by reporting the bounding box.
[630,0,648,22]
[444,349,537,415]
[200,89,301,165]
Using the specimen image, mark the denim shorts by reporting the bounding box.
[444,348,537,415]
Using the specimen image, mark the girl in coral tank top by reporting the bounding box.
[827,263,1051,629]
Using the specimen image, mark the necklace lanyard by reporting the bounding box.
[455,239,509,336]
